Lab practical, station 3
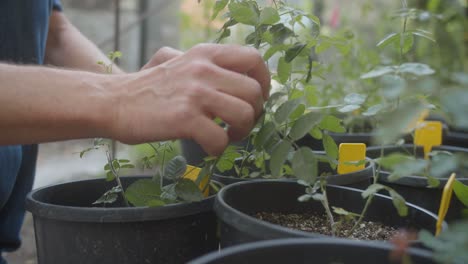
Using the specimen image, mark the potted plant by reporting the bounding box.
[26,54,222,264]
[213,180,444,248]
[366,144,468,222]
[26,137,222,264]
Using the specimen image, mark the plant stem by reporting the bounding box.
[400,0,408,62]
[320,180,336,236]
[347,146,384,236]
[106,150,129,207]
[201,156,221,194]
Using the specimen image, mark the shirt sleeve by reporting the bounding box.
[53,0,63,11]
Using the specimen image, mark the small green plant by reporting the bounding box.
[81,52,220,207]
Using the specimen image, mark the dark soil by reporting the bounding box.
[254,212,398,241]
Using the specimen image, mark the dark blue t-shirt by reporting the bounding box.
[0,0,62,64]
[0,0,62,255]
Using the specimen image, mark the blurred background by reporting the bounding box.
[4,0,466,263]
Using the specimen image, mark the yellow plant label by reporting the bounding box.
[183,165,209,197]
[414,121,442,159]
[338,143,366,174]
[436,173,456,236]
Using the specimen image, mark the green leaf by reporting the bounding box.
[112,160,120,170]
[285,42,307,63]
[375,100,426,145]
[121,164,135,169]
[289,103,306,120]
[228,2,258,26]
[125,179,162,207]
[389,189,408,217]
[310,126,323,140]
[164,156,187,180]
[211,0,229,20]
[362,184,386,198]
[216,146,241,172]
[269,24,294,45]
[254,121,276,150]
[398,63,435,76]
[453,180,468,207]
[93,186,122,205]
[161,184,178,201]
[401,33,414,54]
[270,140,292,178]
[380,75,406,99]
[376,32,399,48]
[441,90,468,130]
[118,159,130,163]
[344,93,366,105]
[259,7,280,25]
[323,134,338,161]
[289,112,322,140]
[106,171,116,182]
[292,147,317,184]
[376,153,413,169]
[315,41,332,54]
[362,104,384,117]
[319,115,346,133]
[275,99,301,124]
[388,158,428,181]
[429,152,458,178]
[263,44,284,60]
[360,66,395,79]
[411,30,435,42]
[175,179,204,202]
[338,104,361,113]
[277,56,291,84]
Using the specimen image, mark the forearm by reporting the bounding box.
[0,63,114,144]
[45,11,124,74]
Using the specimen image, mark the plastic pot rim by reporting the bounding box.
[188,237,434,264]
[26,176,215,223]
[214,180,446,239]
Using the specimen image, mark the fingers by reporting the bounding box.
[187,62,264,118]
[189,44,271,100]
[201,89,256,142]
[141,47,183,70]
[189,116,229,156]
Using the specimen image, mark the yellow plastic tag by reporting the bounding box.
[414,121,442,159]
[436,173,456,236]
[338,143,366,174]
[183,165,209,197]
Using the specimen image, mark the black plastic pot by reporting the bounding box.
[25,176,218,264]
[188,238,435,264]
[212,159,374,190]
[214,180,444,248]
[297,132,374,151]
[444,130,468,149]
[367,144,468,222]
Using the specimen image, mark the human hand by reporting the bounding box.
[107,44,270,156]
[141,47,183,70]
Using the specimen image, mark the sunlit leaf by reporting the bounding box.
[175,179,204,202]
[292,147,317,184]
[270,140,292,178]
[125,179,162,207]
[289,112,321,140]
